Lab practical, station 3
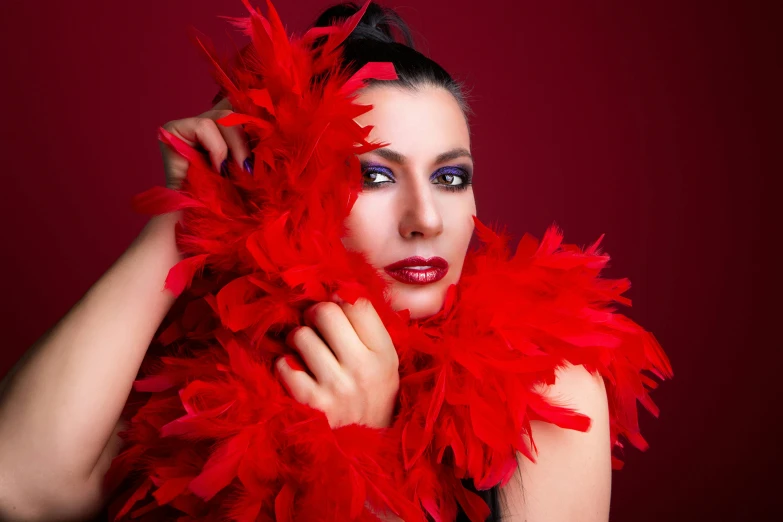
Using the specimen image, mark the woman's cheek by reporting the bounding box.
[343,196,391,254]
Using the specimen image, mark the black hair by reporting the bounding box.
[310,1,474,123]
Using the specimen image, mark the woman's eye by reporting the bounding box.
[362,169,393,186]
[433,167,472,189]
[435,172,463,186]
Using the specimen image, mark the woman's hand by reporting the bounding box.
[275,296,400,429]
[159,97,253,190]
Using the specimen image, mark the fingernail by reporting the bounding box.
[285,326,301,345]
[220,159,229,177]
[243,155,254,174]
[282,354,305,372]
[330,292,345,305]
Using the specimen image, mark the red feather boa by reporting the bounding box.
[103,1,673,520]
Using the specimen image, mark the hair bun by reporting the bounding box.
[312,1,415,48]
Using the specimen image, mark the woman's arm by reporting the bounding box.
[0,210,183,520]
[0,97,249,520]
[498,362,613,521]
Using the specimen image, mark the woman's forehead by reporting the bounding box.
[354,85,471,161]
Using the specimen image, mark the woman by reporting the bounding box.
[0,2,636,521]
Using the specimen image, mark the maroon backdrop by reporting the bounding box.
[0,0,777,520]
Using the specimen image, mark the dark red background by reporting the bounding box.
[0,1,777,520]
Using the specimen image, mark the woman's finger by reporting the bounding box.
[334,297,396,358]
[286,325,343,385]
[208,98,252,174]
[163,116,228,173]
[209,112,252,173]
[213,96,232,111]
[303,302,367,365]
[275,356,319,406]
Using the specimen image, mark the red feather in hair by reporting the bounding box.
[103,1,673,520]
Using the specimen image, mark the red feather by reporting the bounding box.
[104,1,673,520]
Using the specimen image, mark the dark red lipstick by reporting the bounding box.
[383,256,449,285]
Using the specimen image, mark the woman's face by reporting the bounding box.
[342,85,476,319]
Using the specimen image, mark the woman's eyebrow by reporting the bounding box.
[370,147,473,165]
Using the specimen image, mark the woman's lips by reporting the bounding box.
[383,256,449,285]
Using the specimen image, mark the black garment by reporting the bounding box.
[455,479,500,522]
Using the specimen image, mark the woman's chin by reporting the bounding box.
[386,282,448,320]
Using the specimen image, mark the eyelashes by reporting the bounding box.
[433,166,473,192]
[360,164,473,192]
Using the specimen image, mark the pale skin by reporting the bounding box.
[0,85,611,521]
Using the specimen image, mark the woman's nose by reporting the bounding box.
[398,182,444,239]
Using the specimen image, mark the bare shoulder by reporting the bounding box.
[498,362,612,521]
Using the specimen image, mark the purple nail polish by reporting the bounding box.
[220,159,229,177]
[243,156,254,174]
